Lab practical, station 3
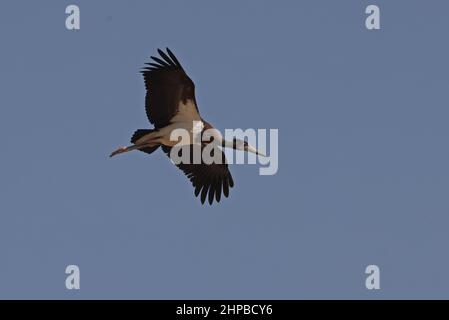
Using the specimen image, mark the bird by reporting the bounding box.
[110,48,264,205]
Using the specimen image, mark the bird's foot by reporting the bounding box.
[109,146,127,158]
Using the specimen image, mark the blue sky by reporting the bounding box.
[0,0,449,298]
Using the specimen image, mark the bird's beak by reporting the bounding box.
[246,144,266,157]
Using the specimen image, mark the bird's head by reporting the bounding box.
[232,138,266,156]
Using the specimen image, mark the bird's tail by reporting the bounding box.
[130,129,160,155]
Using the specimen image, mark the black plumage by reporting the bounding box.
[138,48,234,204]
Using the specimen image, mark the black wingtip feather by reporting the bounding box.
[166,48,182,67]
[215,180,222,202]
[200,184,209,204]
[151,56,170,67]
[195,185,201,197]
[208,179,215,205]
[223,179,229,198]
[157,48,176,66]
[146,62,163,68]
[229,175,235,188]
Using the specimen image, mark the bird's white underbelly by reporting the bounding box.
[158,120,204,147]
[136,100,204,147]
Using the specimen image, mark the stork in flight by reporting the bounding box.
[110,48,264,204]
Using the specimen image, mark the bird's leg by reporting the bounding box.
[109,142,150,158]
[109,146,128,157]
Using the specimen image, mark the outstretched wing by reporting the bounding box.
[141,48,201,128]
[162,145,234,205]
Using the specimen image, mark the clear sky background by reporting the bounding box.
[0,0,448,299]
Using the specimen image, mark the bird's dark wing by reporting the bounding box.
[141,48,200,128]
[162,145,234,205]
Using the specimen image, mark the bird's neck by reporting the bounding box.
[222,139,234,149]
